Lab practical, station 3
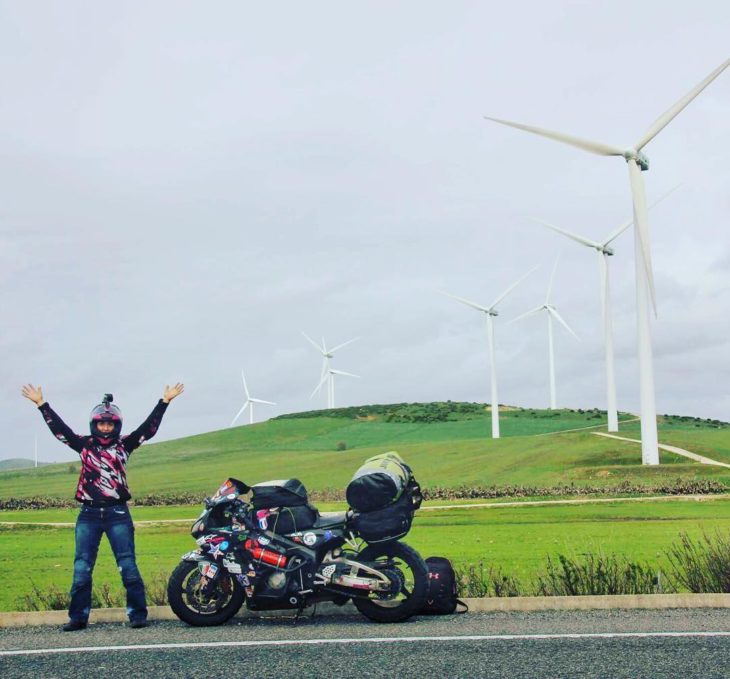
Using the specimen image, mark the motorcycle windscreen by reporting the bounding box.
[211,477,250,502]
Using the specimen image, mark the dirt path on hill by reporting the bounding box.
[535,417,640,436]
[592,432,730,469]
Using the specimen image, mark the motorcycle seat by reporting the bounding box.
[313,511,348,529]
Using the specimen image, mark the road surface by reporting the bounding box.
[2,608,730,678]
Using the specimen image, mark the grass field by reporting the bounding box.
[2,404,729,611]
[2,496,730,611]
[1,405,728,501]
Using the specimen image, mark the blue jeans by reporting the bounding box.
[69,504,147,623]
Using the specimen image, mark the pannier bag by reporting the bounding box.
[350,491,415,543]
[252,478,308,509]
[420,556,469,615]
[346,451,413,512]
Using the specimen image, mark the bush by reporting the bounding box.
[666,531,730,593]
[16,572,170,611]
[534,552,665,596]
[1,478,727,510]
[455,562,524,597]
[336,441,347,451]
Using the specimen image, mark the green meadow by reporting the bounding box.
[1,405,728,500]
[1,404,729,611]
[2,498,730,611]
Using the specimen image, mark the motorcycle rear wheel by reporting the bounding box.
[352,541,427,623]
[167,560,245,626]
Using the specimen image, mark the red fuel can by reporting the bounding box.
[245,539,288,568]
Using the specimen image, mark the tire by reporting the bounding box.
[167,560,245,626]
[352,541,428,623]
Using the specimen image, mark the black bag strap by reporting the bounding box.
[455,598,469,614]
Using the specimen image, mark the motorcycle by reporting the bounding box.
[167,475,427,625]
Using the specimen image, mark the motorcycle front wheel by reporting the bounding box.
[352,541,428,623]
[167,560,245,626]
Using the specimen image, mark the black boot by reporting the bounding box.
[62,620,87,632]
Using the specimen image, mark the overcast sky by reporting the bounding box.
[2,1,728,463]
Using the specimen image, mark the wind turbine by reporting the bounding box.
[485,59,729,464]
[511,259,579,410]
[533,186,680,432]
[230,369,276,426]
[302,332,359,409]
[311,367,360,409]
[441,266,537,439]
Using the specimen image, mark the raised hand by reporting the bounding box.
[21,384,46,406]
[163,383,185,403]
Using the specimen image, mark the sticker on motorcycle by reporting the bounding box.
[224,559,242,574]
[303,532,317,547]
[208,543,225,558]
[200,562,218,579]
[256,509,270,530]
[256,535,271,546]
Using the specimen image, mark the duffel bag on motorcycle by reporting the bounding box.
[252,478,308,509]
[351,491,418,543]
[346,451,414,512]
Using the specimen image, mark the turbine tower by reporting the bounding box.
[512,259,579,410]
[486,59,729,464]
[302,333,359,409]
[533,187,679,432]
[312,368,360,409]
[441,266,537,439]
[230,369,276,426]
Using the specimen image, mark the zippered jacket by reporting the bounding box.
[38,400,168,503]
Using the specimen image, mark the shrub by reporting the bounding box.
[534,552,665,596]
[16,572,170,611]
[666,531,730,593]
[336,441,347,451]
[455,562,524,598]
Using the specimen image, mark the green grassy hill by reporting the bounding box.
[0,458,51,471]
[1,403,728,500]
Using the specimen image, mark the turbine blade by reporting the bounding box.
[548,307,580,341]
[484,116,625,156]
[241,369,250,399]
[440,290,490,313]
[509,305,544,324]
[329,337,359,354]
[546,256,560,304]
[602,183,682,246]
[310,372,329,399]
[628,160,658,314]
[302,331,325,354]
[330,369,360,378]
[230,401,250,427]
[488,266,539,310]
[635,59,730,151]
[533,218,600,249]
[250,398,276,405]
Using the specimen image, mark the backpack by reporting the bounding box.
[420,556,468,615]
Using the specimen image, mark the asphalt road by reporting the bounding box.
[2,609,730,678]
